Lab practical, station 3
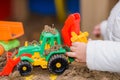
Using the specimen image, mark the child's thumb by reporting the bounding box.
[66,52,76,58]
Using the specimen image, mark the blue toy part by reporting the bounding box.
[29,0,56,15]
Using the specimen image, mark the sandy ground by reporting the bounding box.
[0,62,120,80]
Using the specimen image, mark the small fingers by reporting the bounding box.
[66,52,76,58]
[70,46,77,52]
[88,38,92,41]
[75,59,80,63]
[72,42,81,47]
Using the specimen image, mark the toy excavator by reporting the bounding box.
[0,13,89,76]
[0,21,24,76]
[0,21,24,55]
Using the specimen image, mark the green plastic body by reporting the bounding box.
[0,39,20,51]
[16,30,69,62]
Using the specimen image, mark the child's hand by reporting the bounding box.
[93,24,101,37]
[66,42,86,62]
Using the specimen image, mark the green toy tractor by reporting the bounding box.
[15,25,69,76]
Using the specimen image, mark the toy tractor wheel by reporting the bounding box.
[17,61,33,76]
[48,54,68,74]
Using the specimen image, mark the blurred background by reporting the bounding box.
[0,0,118,44]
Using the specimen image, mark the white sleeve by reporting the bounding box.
[86,40,120,73]
[111,12,120,41]
[100,20,108,39]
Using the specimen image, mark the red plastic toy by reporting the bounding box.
[61,13,80,46]
[0,52,20,76]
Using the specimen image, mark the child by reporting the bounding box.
[66,0,120,73]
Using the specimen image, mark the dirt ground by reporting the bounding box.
[0,62,120,80]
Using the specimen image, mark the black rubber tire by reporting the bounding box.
[48,54,68,74]
[17,61,33,76]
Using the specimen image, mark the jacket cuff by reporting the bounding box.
[86,41,96,70]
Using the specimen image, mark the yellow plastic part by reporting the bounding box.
[22,66,27,71]
[40,41,50,50]
[24,41,28,47]
[31,52,48,69]
[54,0,66,22]
[45,44,50,50]
[56,62,61,68]
[25,75,33,80]
[71,32,89,43]
[49,74,57,80]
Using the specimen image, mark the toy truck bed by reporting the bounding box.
[0,21,24,41]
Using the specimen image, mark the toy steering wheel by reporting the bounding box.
[31,40,39,45]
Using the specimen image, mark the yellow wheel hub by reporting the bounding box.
[56,62,61,68]
[22,66,27,71]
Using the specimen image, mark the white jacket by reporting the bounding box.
[87,1,120,72]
